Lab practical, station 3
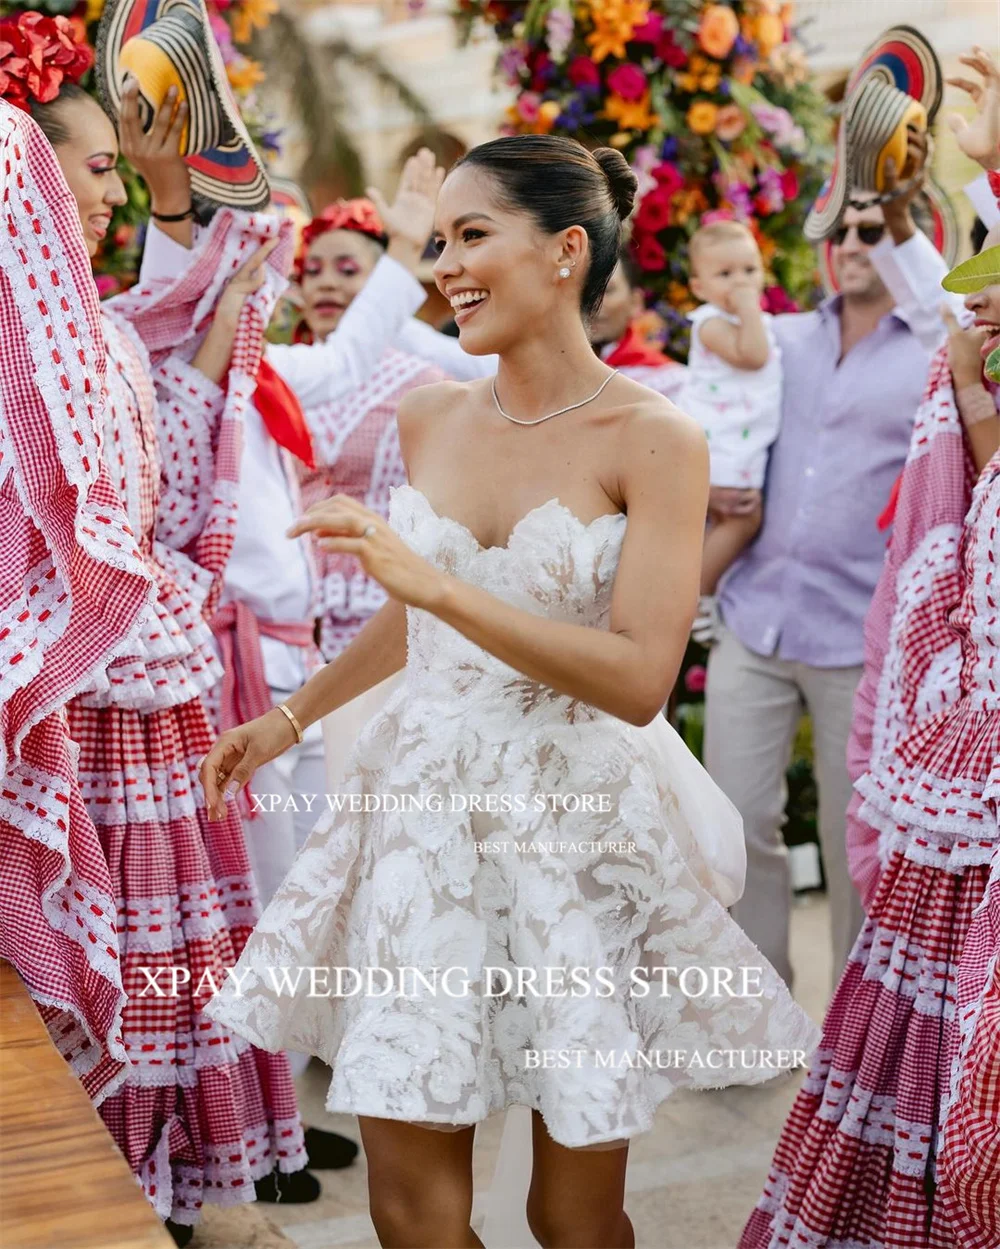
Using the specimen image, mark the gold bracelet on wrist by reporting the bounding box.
[275,701,304,744]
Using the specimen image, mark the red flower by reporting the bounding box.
[779,168,800,201]
[635,232,667,272]
[567,54,600,89]
[607,62,648,101]
[753,194,775,217]
[762,284,798,314]
[684,665,707,694]
[656,29,688,69]
[631,12,664,43]
[530,50,553,91]
[0,11,93,110]
[635,186,673,234]
[652,161,684,197]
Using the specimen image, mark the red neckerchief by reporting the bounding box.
[253,357,316,470]
[604,323,679,370]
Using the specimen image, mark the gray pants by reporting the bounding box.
[703,626,865,988]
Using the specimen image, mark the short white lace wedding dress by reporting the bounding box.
[205,483,819,1147]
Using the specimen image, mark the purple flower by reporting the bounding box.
[498,45,527,85]
[545,8,574,62]
[660,136,678,160]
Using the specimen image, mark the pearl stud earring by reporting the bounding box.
[558,266,571,278]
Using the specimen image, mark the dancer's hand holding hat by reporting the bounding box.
[880,126,930,245]
[119,73,193,240]
[947,46,1000,171]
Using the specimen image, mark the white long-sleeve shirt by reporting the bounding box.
[139,221,432,688]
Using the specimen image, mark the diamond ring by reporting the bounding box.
[363,524,377,538]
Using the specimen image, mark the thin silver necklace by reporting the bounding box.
[492,370,618,426]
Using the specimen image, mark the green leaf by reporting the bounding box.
[941,245,1000,294]
[986,344,1000,385]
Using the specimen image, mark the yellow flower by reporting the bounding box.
[676,72,699,93]
[754,12,785,57]
[226,58,265,93]
[535,100,562,134]
[700,70,721,91]
[230,0,278,46]
[603,89,658,131]
[86,0,105,22]
[686,100,719,134]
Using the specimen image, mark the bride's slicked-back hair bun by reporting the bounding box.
[455,134,639,320]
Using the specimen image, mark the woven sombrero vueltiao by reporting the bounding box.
[96,0,269,211]
[806,24,942,244]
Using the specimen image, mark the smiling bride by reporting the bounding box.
[200,134,818,1249]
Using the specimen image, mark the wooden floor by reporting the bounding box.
[0,959,173,1249]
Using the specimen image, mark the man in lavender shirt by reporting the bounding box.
[702,174,955,988]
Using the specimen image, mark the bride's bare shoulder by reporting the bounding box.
[397,377,488,458]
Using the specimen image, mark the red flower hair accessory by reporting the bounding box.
[293,197,389,280]
[0,11,94,113]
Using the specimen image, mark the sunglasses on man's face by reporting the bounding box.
[831,222,886,247]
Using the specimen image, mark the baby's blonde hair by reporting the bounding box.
[688,220,759,274]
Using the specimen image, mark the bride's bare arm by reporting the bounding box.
[293,397,709,728]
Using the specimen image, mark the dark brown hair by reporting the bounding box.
[27,83,92,148]
[454,134,638,320]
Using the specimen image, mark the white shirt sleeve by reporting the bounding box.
[394,317,498,379]
[965,172,1000,229]
[869,229,969,350]
[266,255,428,407]
[138,220,204,284]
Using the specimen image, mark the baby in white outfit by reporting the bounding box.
[676,220,782,642]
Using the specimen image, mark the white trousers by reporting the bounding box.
[703,626,865,989]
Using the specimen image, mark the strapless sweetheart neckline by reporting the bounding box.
[394,481,626,554]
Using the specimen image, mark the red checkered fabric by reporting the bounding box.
[846,348,981,907]
[0,101,154,1098]
[295,347,445,659]
[109,209,294,620]
[938,844,1000,1248]
[740,454,1000,1249]
[59,210,306,1223]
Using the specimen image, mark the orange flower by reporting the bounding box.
[754,12,785,57]
[697,4,739,60]
[586,0,649,62]
[231,0,278,45]
[604,89,658,131]
[86,0,105,21]
[700,69,721,91]
[226,57,265,93]
[676,72,699,92]
[686,99,719,134]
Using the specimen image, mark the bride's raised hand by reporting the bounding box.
[287,494,446,610]
[199,709,299,821]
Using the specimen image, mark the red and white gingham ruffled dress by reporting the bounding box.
[296,346,445,660]
[64,214,308,1226]
[740,444,1000,1249]
[0,102,154,1107]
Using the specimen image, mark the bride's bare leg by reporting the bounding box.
[526,1111,634,1249]
[358,1117,483,1249]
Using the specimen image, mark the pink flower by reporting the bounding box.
[567,54,600,89]
[656,29,688,68]
[779,167,799,201]
[635,187,673,234]
[545,8,574,61]
[763,285,798,314]
[635,233,667,272]
[652,160,684,198]
[517,92,541,123]
[700,208,736,225]
[631,12,664,43]
[607,62,648,101]
[94,274,119,298]
[684,665,707,694]
[714,103,746,142]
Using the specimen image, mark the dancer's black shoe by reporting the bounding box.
[303,1126,359,1169]
[164,1219,194,1247]
[254,1167,322,1203]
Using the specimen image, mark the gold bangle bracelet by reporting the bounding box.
[275,701,305,744]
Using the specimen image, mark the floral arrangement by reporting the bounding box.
[0,0,281,291]
[456,0,832,357]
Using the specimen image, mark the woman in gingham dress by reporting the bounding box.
[13,51,310,1240]
[740,214,1000,1246]
[0,98,154,1109]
